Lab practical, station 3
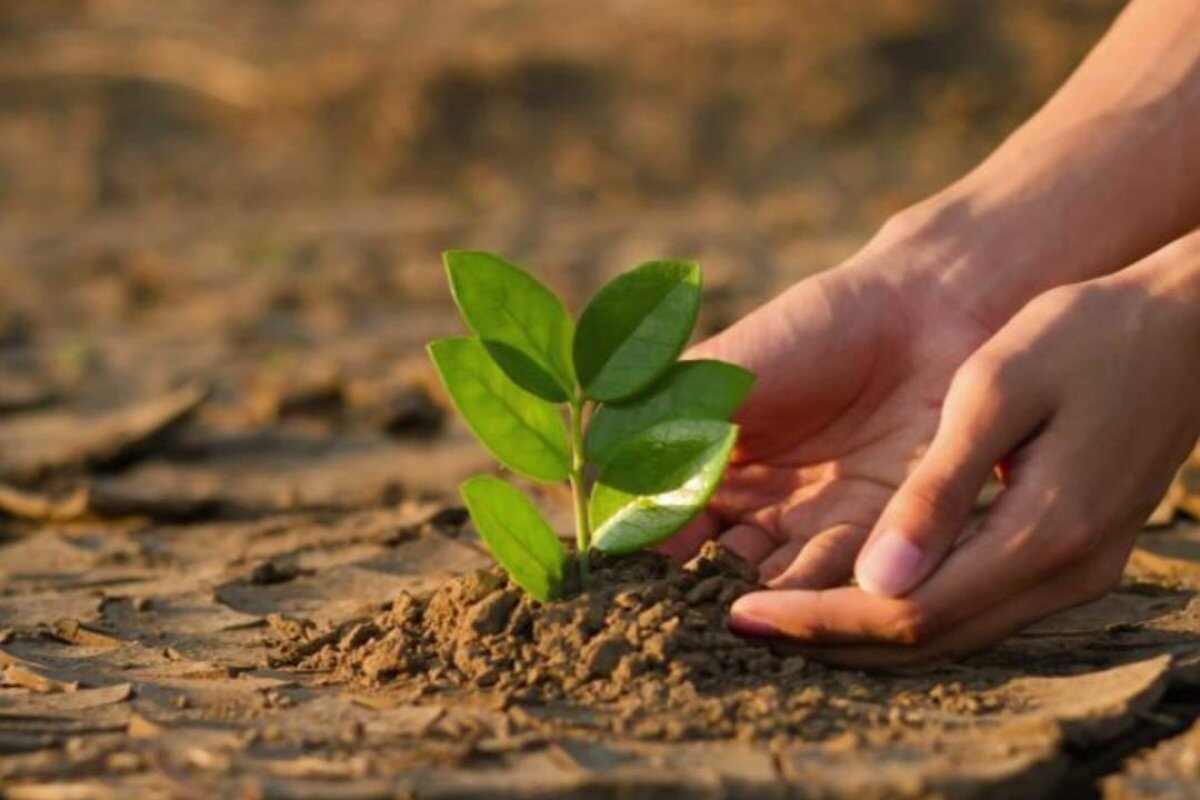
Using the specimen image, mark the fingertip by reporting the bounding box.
[728,591,784,638]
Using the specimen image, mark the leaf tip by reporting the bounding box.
[458,473,488,497]
[441,249,463,277]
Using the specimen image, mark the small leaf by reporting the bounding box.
[428,338,570,482]
[585,359,754,465]
[590,419,737,555]
[460,475,566,601]
[573,260,701,402]
[445,251,575,401]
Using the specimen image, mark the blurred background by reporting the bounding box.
[0,0,1126,507]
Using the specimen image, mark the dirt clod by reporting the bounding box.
[465,589,520,636]
[379,386,445,438]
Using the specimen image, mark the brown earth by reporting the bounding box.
[7,1,1200,798]
[6,468,1200,798]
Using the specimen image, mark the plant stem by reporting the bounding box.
[567,398,591,585]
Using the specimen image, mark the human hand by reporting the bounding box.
[661,221,997,590]
[665,0,1200,663]
[726,233,1200,666]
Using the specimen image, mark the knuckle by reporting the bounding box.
[1039,283,1108,318]
[1045,519,1100,568]
[900,473,971,527]
[874,207,933,245]
[955,354,1000,391]
[884,601,937,646]
[1073,553,1125,606]
[953,352,1015,403]
[1034,285,1081,311]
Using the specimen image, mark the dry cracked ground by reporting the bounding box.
[5,236,1200,800]
[8,2,1200,798]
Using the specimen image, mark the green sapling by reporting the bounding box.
[428,251,754,601]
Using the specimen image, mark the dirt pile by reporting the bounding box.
[271,542,984,741]
[290,543,813,739]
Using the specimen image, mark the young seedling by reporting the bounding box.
[428,251,754,601]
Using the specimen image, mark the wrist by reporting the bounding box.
[862,106,1200,332]
[1082,229,1200,375]
[1109,229,1200,309]
[851,180,1050,333]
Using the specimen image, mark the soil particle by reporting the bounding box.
[338,622,379,652]
[249,560,301,585]
[378,385,445,438]
[580,634,633,679]
[465,589,520,636]
[427,506,470,534]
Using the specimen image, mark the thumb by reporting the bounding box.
[855,357,1050,597]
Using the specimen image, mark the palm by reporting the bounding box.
[675,265,990,587]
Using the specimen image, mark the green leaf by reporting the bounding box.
[590,419,737,555]
[428,337,570,482]
[573,260,701,402]
[460,475,566,601]
[585,359,754,466]
[444,250,575,402]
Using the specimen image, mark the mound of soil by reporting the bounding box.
[275,542,985,741]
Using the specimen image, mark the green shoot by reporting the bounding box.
[428,251,753,601]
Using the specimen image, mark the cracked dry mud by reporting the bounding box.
[7,473,1200,800]
[4,379,1200,799]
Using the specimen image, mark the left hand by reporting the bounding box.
[728,236,1200,666]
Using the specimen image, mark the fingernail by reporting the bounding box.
[728,601,781,638]
[856,530,924,597]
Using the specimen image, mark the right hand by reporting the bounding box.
[662,224,997,591]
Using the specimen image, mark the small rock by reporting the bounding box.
[390,592,422,626]
[684,575,725,604]
[641,582,670,604]
[249,372,344,423]
[582,595,608,634]
[580,634,633,679]
[362,646,403,681]
[465,590,520,636]
[718,580,753,607]
[613,590,641,609]
[428,506,469,532]
[642,633,669,662]
[612,653,647,684]
[461,569,506,603]
[635,604,665,629]
[249,561,299,585]
[338,622,379,652]
[380,386,444,438]
[266,613,314,641]
[106,751,143,772]
[780,655,807,677]
[677,651,720,677]
[685,541,758,584]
